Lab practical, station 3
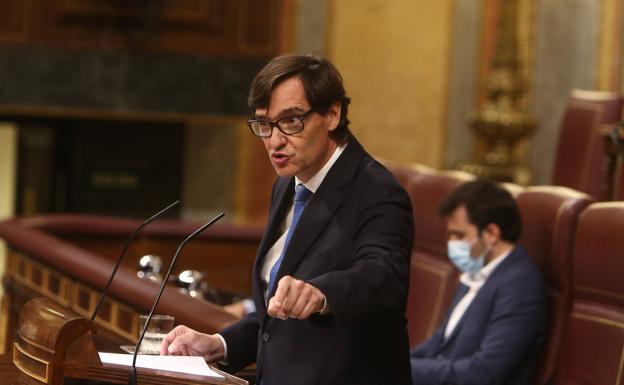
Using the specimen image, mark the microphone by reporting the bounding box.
[128,212,225,385]
[91,200,181,321]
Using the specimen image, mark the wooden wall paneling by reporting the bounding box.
[1,0,287,56]
[243,138,276,226]
[274,0,296,54]
[151,1,238,56]
[0,0,33,44]
[58,0,220,23]
[237,0,279,55]
[31,0,239,55]
[25,0,282,56]
[33,0,127,50]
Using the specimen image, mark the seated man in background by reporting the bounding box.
[410,180,547,385]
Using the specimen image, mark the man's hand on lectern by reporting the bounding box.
[160,325,225,363]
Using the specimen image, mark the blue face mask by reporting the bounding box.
[447,240,485,273]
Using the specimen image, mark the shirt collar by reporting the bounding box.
[460,246,513,289]
[294,142,347,193]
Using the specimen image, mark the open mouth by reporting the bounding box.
[271,152,291,166]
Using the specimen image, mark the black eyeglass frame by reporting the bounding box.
[247,109,315,138]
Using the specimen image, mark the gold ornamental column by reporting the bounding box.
[459,0,536,184]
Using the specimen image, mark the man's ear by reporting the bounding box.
[483,223,502,244]
[326,101,341,132]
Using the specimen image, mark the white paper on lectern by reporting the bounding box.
[98,352,224,379]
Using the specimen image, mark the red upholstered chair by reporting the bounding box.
[552,90,624,200]
[404,170,474,347]
[382,159,436,191]
[515,186,593,385]
[555,202,624,385]
[570,89,624,124]
[570,90,624,124]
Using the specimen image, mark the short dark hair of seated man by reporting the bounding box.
[410,179,547,385]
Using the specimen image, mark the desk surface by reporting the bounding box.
[1,352,249,385]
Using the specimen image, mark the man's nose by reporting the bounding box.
[268,127,287,147]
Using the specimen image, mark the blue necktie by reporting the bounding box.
[267,184,312,296]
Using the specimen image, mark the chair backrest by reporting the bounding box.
[555,202,624,385]
[404,170,474,347]
[553,90,624,200]
[516,186,593,385]
[570,90,624,124]
[382,159,437,191]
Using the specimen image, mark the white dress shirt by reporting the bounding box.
[444,248,512,339]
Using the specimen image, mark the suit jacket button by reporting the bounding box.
[436,354,444,360]
[262,332,270,342]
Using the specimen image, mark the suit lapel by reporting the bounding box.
[435,284,470,351]
[255,178,294,261]
[265,138,365,300]
[439,293,474,350]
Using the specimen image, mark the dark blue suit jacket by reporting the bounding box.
[410,245,547,385]
[221,137,414,385]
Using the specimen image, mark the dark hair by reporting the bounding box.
[248,54,351,143]
[438,180,522,242]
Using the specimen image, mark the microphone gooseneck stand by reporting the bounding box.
[128,212,225,385]
[90,200,181,321]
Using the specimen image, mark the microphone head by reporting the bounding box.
[175,269,223,304]
[176,269,207,298]
[137,254,163,283]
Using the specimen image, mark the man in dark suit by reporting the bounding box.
[410,180,547,385]
[161,54,414,384]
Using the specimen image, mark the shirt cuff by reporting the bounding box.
[319,293,331,315]
[215,333,228,364]
[242,298,256,315]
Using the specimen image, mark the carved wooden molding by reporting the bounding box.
[8,250,140,342]
[0,0,285,56]
[0,0,32,44]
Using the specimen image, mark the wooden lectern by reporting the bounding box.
[12,297,247,385]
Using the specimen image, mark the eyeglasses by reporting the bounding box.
[247,109,315,138]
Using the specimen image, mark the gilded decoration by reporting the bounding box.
[459,0,537,185]
[597,0,622,91]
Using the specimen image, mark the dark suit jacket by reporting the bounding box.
[220,137,414,385]
[410,245,547,385]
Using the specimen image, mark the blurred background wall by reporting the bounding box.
[327,0,453,168]
[0,123,17,295]
[0,0,622,229]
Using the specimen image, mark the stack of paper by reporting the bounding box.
[98,352,224,379]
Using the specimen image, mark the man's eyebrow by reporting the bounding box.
[278,107,307,116]
[254,106,307,120]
